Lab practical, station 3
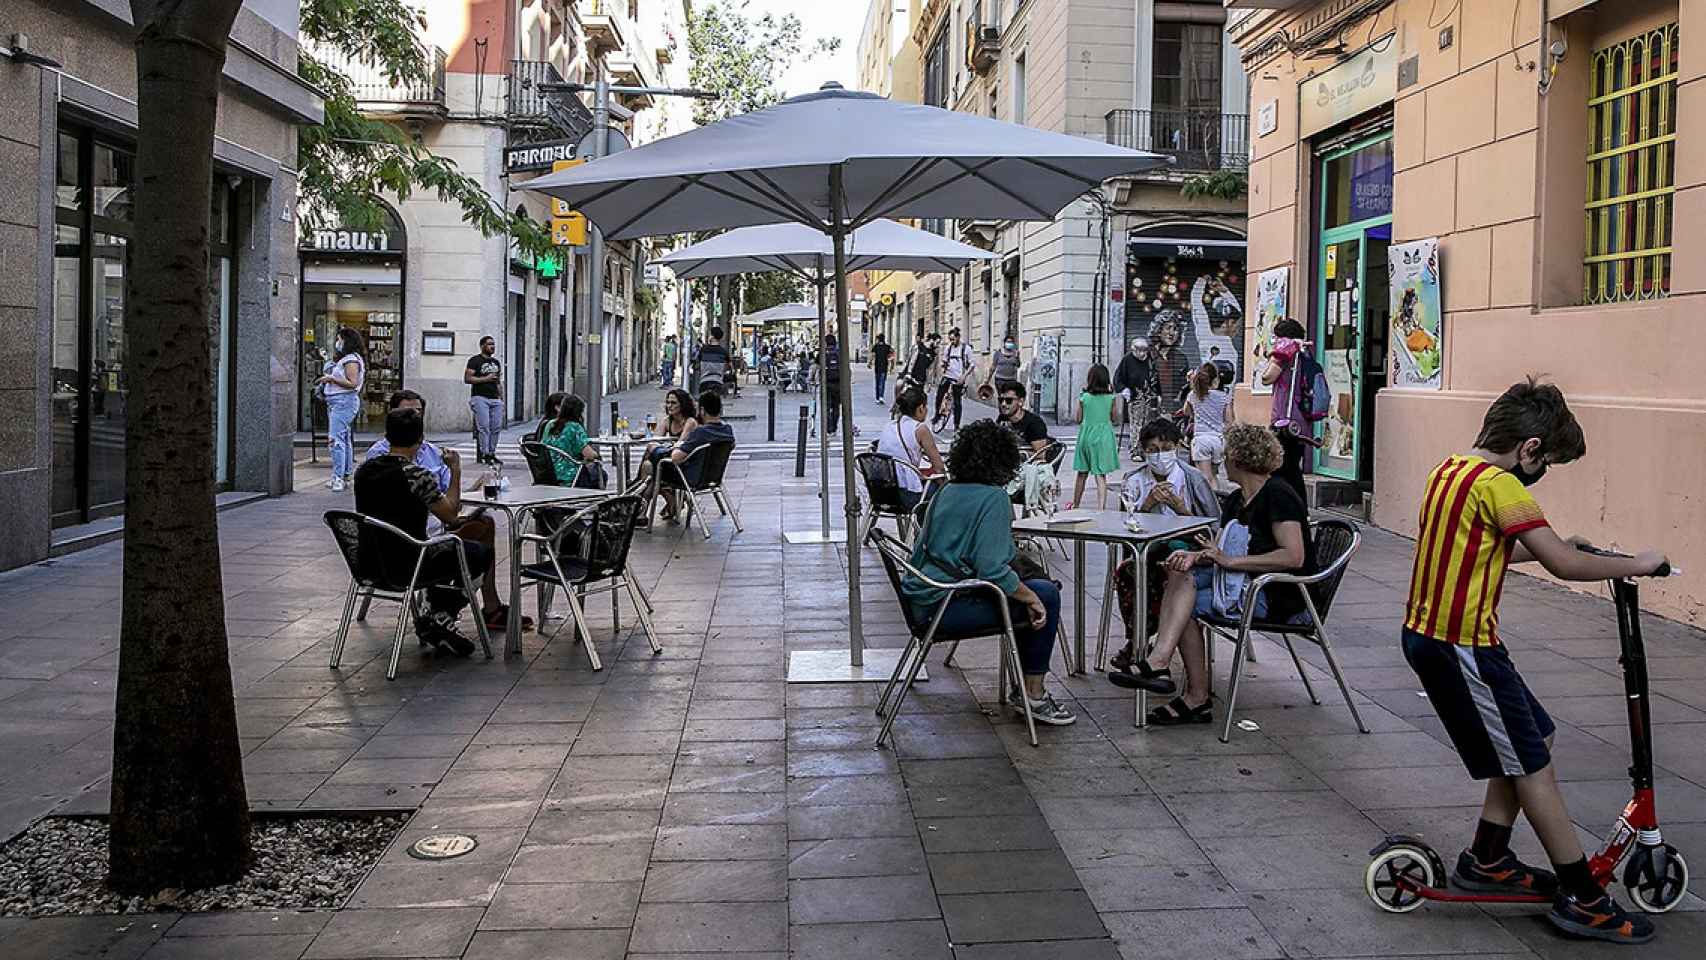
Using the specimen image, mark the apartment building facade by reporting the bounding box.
[857,1,922,353]
[1231,0,1703,624]
[895,0,1247,419]
[0,0,321,568]
[300,0,692,436]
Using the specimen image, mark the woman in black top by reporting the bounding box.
[1112,422,1313,724]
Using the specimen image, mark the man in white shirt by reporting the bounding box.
[933,328,974,432]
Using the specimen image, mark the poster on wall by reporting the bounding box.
[1031,334,1060,416]
[1388,237,1443,389]
[1124,253,1245,404]
[1252,266,1289,395]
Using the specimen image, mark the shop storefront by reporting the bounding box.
[51,125,243,526]
[298,210,407,433]
[1124,223,1247,405]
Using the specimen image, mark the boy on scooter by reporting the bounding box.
[1403,378,1668,944]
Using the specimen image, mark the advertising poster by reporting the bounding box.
[1388,237,1442,389]
[1031,334,1060,416]
[1251,266,1289,395]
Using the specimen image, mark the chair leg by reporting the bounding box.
[1280,635,1321,704]
[1004,629,1038,748]
[629,572,656,613]
[624,577,663,655]
[942,640,961,667]
[466,575,494,661]
[386,593,412,681]
[1219,625,1256,743]
[716,490,742,533]
[689,492,713,540]
[875,637,932,749]
[874,634,920,719]
[355,591,374,622]
[332,583,363,671]
[1095,546,1117,671]
[1315,623,1370,734]
[612,577,621,635]
[562,586,602,670]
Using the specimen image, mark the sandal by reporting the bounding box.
[1107,661,1176,694]
[1108,644,1134,674]
[1147,696,1212,725]
[483,605,534,632]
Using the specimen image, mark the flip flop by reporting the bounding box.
[1147,696,1212,725]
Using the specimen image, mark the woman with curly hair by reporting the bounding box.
[899,419,1075,726]
[1111,422,1315,725]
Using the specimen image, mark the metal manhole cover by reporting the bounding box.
[408,833,478,861]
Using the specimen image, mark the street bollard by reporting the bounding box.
[768,389,777,442]
[609,400,620,431]
[794,405,809,478]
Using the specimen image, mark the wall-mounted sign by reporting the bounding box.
[300,206,405,254]
[504,139,577,174]
[1299,36,1398,139]
[1257,99,1279,138]
[550,158,588,246]
[422,331,456,355]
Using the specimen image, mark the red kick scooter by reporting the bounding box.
[1364,550,1690,916]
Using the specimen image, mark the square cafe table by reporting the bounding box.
[469,483,612,656]
[1011,510,1215,727]
[586,434,656,491]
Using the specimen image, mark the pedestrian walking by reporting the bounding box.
[1256,318,1314,501]
[1183,362,1233,488]
[465,335,504,464]
[981,334,1022,400]
[1114,337,1157,452]
[1067,363,1120,509]
[660,335,678,388]
[316,327,366,492]
[823,333,844,436]
[871,333,893,401]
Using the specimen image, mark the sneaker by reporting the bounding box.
[329,476,346,493]
[1014,692,1077,726]
[1547,890,1655,944]
[323,476,340,489]
[1453,849,1558,896]
[417,610,476,657]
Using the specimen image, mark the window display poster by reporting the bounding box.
[1388,237,1442,389]
[1252,266,1289,395]
[1031,333,1060,416]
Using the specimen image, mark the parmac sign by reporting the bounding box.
[505,139,577,174]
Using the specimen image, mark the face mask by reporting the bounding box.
[1004,341,1015,351]
[1511,460,1547,487]
[1146,451,1176,475]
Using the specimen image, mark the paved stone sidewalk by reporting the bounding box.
[1,368,1703,959]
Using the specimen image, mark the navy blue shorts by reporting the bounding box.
[1402,629,1555,780]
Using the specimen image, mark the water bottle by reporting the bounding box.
[482,463,499,500]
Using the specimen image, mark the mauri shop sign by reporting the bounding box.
[301,206,405,254]
[505,139,577,174]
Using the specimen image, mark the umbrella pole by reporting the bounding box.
[816,260,832,534]
[829,170,865,667]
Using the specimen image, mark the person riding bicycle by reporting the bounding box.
[901,331,937,398]
[933,328,974,432]
[1403,378,1668,945]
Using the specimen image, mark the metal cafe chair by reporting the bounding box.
[853,451,929,546]
[1200,518,1369,743]
[518,494,659,671]
[652,438,742,540]
[323,510,494,680]
[868,528,1040,748]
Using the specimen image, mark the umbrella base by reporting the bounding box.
[786,648,927,684]
[782,529,850,544]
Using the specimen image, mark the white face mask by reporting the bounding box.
[1146,450,1176,476]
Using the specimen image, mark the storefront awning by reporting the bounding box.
[1127,236,1247,260]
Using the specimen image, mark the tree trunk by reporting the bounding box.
[110,0,251,895]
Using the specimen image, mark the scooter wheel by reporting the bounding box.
[1624,845,1689,913]
[1366,845,1436,914]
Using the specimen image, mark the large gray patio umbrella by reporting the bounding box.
[657,220,995,542]
[525,83,1166,682]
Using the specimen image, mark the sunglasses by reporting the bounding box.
[998,397,1020,405]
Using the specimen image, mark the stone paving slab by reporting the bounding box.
[0,368,1702,957]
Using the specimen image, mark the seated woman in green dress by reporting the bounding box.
[540,394,599,486]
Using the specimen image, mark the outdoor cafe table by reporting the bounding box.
[586,434,655,491]
[470,483,612,656]
[1011,510,1216,727]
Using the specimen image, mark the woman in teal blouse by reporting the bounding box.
[541,395,599,486]
[902,419,1074,726]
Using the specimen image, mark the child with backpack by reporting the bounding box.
[1258,318,1328,501]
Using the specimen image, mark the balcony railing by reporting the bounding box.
[311,42,447,113]
[1104,109,1249,172]
[509,60,595,140]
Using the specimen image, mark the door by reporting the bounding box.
[511,291,526,415]
[1314,232,1362,479]
[535,298,550,412]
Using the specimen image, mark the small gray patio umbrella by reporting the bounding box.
[657,220,995,541]
[525,83,1166,682]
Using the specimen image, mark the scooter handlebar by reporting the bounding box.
[1574,543,1680,578]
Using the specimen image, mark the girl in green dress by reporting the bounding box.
[1069,363,1122,509]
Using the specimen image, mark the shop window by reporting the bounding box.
[1584,23,1678,305]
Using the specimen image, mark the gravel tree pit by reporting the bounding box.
[0,814,409,916]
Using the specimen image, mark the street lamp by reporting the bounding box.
[538,73,718,434]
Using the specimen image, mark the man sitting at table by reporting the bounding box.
[670,390,735,479]
[356,408,526,646]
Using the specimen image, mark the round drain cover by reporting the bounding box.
[408,833,478,861]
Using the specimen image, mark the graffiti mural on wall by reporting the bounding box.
[1126,255,1245,406]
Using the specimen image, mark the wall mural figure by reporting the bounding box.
[1126,256,1245,409]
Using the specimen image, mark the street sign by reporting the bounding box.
[551,158,588,246]
[504,138,576,174]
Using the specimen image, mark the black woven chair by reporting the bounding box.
[868,529,1040,748]
[518,494,658,670]
[652,438,741,540]
[518,441,562,486]
[854,451,928,545]
[1199,518,1368,743]
[323,510,493,680]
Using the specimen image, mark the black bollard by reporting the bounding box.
[609,400,620,432]
[768,389,777,442]
[794,405,809,478]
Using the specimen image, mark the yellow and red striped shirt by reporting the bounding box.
[1404,456,1548,646]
